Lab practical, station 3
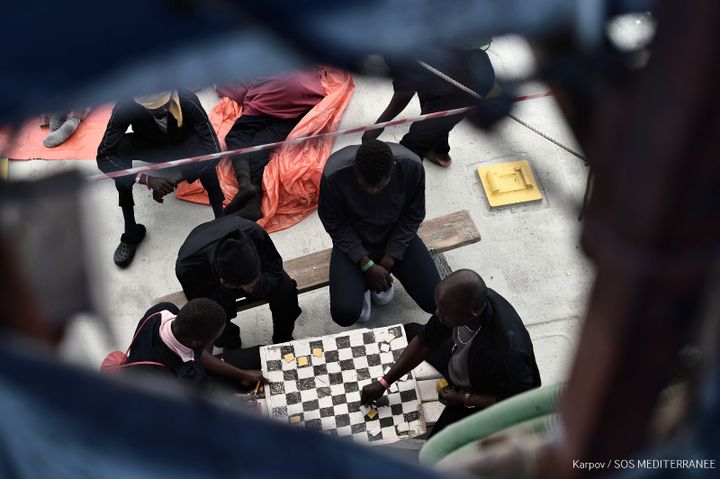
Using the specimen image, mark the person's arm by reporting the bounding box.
[361,90,415,143]
[384,163,426,262]
[361,317,451,405]
[318,175,369,264]
[180,92,222,156]
[438,387,497,409]
[201,350,268,389]
[247,226,285,299]
[96,104,132,177]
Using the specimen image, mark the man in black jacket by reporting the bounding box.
[97,89,225,268]
[318,139,441,326]
[361,270,541,436]
[176,215,300,349]
[126,298,267,394]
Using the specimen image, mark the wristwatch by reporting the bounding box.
[464,392,477,409]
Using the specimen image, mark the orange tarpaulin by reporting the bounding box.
[176,67,355,233]
[2,106,114,160]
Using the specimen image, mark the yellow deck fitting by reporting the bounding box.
[477,159,542,207]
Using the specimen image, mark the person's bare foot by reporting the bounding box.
[425,152,452,167]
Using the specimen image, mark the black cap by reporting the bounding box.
[215,237,260,285]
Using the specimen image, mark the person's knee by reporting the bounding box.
[330,301,362,327]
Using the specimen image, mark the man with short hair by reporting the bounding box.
[97,89,225,268]
[126,298,266,392]
[361,270,541,436]
[175,215,301,349]
[318,139,441,326]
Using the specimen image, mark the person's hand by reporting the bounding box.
[239,370,269,394]
[361,381,387,405]
[378,255,395,272]
[365,264,392,293]
[361,128,383,143]
[147,176,177,203]
[438,386,466,407]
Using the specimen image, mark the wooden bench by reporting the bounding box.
[154,209,481,310]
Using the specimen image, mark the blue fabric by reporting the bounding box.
[0,341,441,479]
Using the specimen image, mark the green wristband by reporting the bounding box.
[360,259,375,272]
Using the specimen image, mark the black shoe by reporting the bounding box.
[113,224,146,268]
[224,185,257,215]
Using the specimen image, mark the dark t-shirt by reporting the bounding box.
[124,302,207,390]
[417,289,541,399]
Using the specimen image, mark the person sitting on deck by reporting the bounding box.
[217,69,325,220]
[318,139,441,326]
[97,89,225,268]
[175,215,301,350]
[125,298,267,395]
[361,269,541,437]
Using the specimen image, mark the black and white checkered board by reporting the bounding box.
[260,325,426,445]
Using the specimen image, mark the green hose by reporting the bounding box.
[436,414,557,468]
[419,383,565,465]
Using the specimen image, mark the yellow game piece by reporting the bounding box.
[477,159,542,207]
[436,378,449,392]
[290,415,302,424]
[367,408,378,419]
[312,348,323,358]
[297,356,309,367]
[283,353,295,363]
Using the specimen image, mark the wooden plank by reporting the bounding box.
[153,210,480,308]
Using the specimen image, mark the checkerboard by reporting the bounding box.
[260,325,426,445]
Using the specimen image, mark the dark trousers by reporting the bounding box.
[400,49,496,159]
[214,272,301,346]
[404,322,477,437]
[224,115,301,189]
[328,236,440,327]
[111,133,224,208]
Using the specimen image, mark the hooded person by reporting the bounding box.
[97,89,226,269]
[175,215,301,349]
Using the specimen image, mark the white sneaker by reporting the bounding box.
[357,290,372,323]
[372,283,395,306]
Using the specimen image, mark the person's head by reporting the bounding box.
[134,92,172,119]
[173,298,226,349]
[355,140,395,193]
[434,269,488,328]
[214,236,261,294]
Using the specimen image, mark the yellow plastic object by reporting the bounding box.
[436,378,449,392]
[290,415,302,424]
[477,160,542,207]
[367,408,378,419]
[283,353,295,363]
[297,356,309,367]
[0,158,8,180]
[312,348,323,358]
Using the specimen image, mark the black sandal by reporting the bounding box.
[113,224,146,268]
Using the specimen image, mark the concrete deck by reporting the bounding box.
[9,36,597,387]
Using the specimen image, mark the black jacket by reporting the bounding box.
[96,89,221,181]
[175,216,285,319]
[318,143,425,263]
[125,302,207,390]
[418,289,541,400]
